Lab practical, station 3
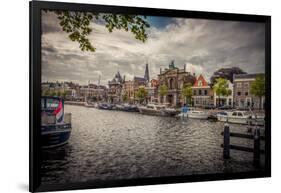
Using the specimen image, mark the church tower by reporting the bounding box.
[144,63,150,83]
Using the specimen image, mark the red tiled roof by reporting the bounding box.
[193,74,208,87]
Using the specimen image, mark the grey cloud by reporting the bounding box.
[41,10,265,85]
[41,11,63,34]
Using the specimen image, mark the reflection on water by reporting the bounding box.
[41,105,265,184]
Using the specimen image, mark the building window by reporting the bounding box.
[169,79,174,89]
[244,83,249,87]
[237,92,241,96]
[193,90,196,95]
[237,83,242,88]
[245,92,248,96]
[198,80,202,86]
[204,90,208,95]
[199,90,202,95]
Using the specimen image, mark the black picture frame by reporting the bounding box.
[30,1,271,192]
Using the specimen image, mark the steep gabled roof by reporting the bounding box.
[193,74,208,87]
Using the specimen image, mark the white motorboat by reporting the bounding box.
[138,103,177,116]
[115,103,139,112]
[115,104,124,110]
[138,103,165,116]
[177,108,209,119]
[216,110,264,125]
[187,110,209,119]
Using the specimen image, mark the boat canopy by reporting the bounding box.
[41,96,64,123]
[41,96,63,110]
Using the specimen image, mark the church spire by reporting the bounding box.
[144,63,150,83]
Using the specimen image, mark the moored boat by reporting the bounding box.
[177,108,209,119]
[187,110,209,119]
[122,103,139,112]
[98,103,113,110]
[41,96,72,148]
[178,110,209,119]
[216,110,264,125]
[138,103,165,116]
[207,114,218,121]
[115,104,124,110]
[138,103,177,116]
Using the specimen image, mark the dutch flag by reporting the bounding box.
[53,100,64,123]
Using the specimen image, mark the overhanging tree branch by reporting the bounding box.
[44,10,150,52]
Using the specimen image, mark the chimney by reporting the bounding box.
[184,64,186,72]
[160,68,162,74]
[193,73,196,76]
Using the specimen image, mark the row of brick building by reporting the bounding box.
[155,61,265,109]
[42,61,265,110]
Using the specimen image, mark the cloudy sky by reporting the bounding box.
[42,11,265,86]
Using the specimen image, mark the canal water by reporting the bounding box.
[41,105,265,184]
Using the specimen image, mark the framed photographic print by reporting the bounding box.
[30,0,271,192]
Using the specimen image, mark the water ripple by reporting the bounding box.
[41,105,265,184]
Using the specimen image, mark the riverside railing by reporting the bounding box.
[221,121,265,167]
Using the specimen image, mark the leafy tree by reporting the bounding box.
[182,83,193,105]
[135,86,148,104]
[250,74,265,109]
[122,92,128,102]
[43,89,50,96]
[159,84,168,97]
[159,84,168,103]
[56,90,62,97]
[45,10,150,52]
[61,91,67,99]
[49,90,56,97]
[213,78,232,106]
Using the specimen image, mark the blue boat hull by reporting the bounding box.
[41,124,72,148]
[98,104,113,110]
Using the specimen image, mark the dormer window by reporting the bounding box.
[198,80,203,86]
